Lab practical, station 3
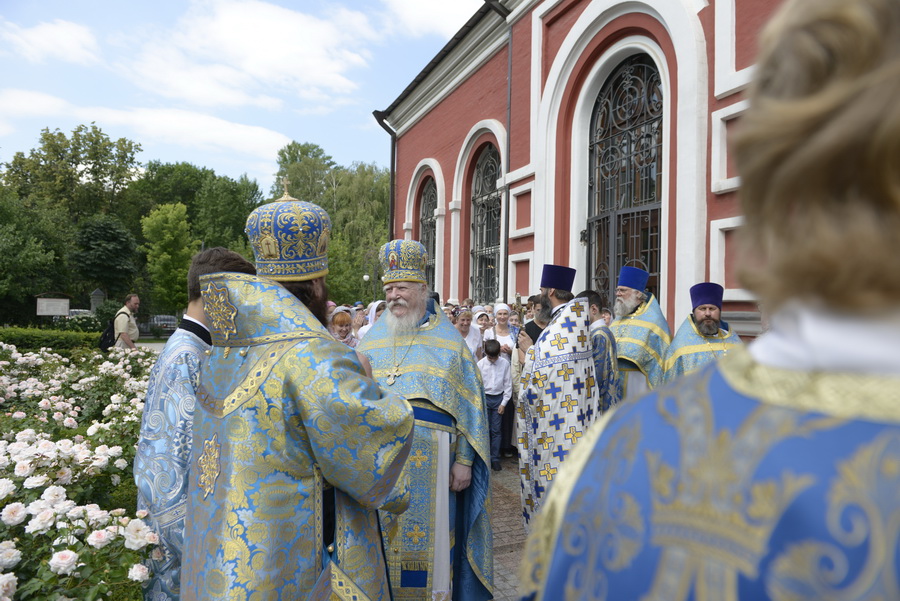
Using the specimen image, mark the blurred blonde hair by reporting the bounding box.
[733,0,900,311]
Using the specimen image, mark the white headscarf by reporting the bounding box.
[357,300,386,340]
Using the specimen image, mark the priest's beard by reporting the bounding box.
[282,280,330,327]
[614,296,641,320]
[384,295,426,336]
[697,318,719,336]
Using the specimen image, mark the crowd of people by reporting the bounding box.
[129,0,900,597]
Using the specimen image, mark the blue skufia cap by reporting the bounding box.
[617,266,649,291]
[245,198,331,282]
[540,264,576,292]
[690,282,724,309]
[381,239,428,284]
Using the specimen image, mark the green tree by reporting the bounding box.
[195,173,264,249]
[72,214,138,299]
[141,203,200,313]
[271,142,336,205]
[1,124,141,223]
[322,162,391,303]
[119,161,213,241]
[0,187,63,323]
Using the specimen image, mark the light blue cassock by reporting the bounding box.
[181,273,415,600]
[358,306,494,601]
[590,320,621,414]
[134,324,209,601]
[609,294,671,399]
[521,346,900,601]
[664,315,743,384]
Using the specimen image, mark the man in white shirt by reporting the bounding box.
[478,338,512,471]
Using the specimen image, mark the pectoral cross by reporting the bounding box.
[386,365,402,386]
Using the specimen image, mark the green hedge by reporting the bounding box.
[0,327,100,351]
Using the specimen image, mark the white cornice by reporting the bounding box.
[384,0,539,136]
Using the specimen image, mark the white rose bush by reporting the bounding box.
[0,342,159,601]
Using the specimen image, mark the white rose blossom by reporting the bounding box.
[0,547,21,570]
[0,572,16,597]
[13,462,33,478]
[24,509,56,535]
[41,485,67,505]
[48,549,79,575]
[23,475,50,489]
[0,479,14,500]
[1,503,27,527]
[123,518,152,550]
[128,563,150,582]
[86,529,112,549]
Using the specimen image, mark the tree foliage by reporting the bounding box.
[1,124,141,223]
[0,125,392,323]
[195,173,264,250]
[119,161,213,240]
[141,203,200,314]
[271,142,337,205]
[72,214,138,299]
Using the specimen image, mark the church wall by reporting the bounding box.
[385,0,785,329]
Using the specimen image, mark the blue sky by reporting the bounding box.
[0,0,483,193]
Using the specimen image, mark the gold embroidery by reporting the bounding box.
[408,449,429,468]
[640,371,841,601]
[767,431,900,600]
[719,347,900,423]
[202,282,238,341]
[405,525,427,545]
[198,434,221,499]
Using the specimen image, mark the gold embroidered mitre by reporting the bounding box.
[245,195,331,282]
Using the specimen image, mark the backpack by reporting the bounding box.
[99,311,129,352]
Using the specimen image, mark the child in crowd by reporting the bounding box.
[477,339,512,472]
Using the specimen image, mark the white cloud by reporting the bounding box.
[379,0,484,39]
[0,89,71,138]
[0,89,70,117]
[76,106,291,160]
[0,18,99,65]
[121,0,379,109]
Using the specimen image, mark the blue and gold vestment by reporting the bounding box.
[590,320,620,415]
[358,309,493,601]
[517,299,600,531]
[520,346,900,601]
[609,294,671,399]
[181,273,414,601]
[135,325,209,600]
[664,315,743,384]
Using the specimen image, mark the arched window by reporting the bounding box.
[419,177,437,290]
[587,54,663,309]
[470,144,502,303]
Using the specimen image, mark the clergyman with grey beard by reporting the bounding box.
[607,265,671,401]
[357,239,494,601]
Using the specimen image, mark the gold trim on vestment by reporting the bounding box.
[719,347,900,423]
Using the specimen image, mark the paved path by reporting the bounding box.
[490,455,527,600]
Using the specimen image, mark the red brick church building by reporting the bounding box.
[375,0,781,336]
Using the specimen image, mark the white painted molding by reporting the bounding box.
[404,159,447,297]
[710,99,749,194]
[709,216,755,301]
[451,119,508,303]
[508,251,535,302]
[498,163,535,188]
[509,181,535,239]
[537,1,709,321]
[714,0,755,99]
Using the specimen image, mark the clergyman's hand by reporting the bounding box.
[449,462,472,492]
